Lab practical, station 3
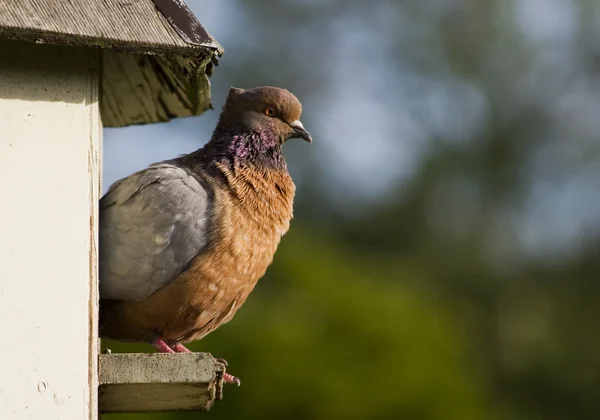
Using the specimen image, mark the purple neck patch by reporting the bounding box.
[229,129,276,156]
[208,128,287,171]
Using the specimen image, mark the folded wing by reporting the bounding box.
[99,163,211,301]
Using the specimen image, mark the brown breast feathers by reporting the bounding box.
[100,163,295,344]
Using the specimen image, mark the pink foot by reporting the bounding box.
[170,343,191,353]
[152,337,175,353]
[222,372,241,386]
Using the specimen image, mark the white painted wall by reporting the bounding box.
[0,40,100,420]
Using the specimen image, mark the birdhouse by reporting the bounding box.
[0,0,225,418]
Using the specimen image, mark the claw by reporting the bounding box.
[215,357,228,367]
[213,357,239,385]
[223,372,241,386]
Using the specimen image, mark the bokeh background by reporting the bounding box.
[102,0,600,419]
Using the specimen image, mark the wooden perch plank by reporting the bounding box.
[98,353,225,413]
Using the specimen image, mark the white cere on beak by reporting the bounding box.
[290,120,305,130]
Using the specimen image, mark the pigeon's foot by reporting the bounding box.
[170,342,192,353]
[213,357,240,386]
[152,337,175,353]
[152,339,191,353]
[222,372,241,386]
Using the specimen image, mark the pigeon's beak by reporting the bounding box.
[289,120,313,143]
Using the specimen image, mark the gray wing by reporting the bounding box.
[99,163,211,301]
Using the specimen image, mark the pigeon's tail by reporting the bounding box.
[98,299,147,343]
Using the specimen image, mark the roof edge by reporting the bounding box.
[151,0,219,47]
[0,26,223,58]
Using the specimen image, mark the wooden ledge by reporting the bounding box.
[98,352,226,413]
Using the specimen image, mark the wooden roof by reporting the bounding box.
[0,0,224,127]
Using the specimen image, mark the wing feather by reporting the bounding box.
[99,163,211,301]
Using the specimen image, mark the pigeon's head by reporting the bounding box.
[220,86,312,145]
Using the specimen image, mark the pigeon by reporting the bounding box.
[99,86,312,385]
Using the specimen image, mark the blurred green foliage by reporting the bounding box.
[103,0,600,419]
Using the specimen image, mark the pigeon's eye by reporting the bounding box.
[265,107,276,117]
